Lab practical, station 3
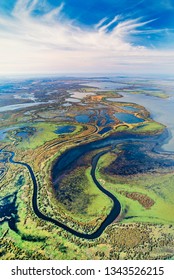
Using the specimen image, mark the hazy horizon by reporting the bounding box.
[0,0,174,76]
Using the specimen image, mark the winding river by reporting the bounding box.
[7,149,120,239]
[3,130,170,239]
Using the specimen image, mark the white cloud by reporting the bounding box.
[13,0,38,17]
[0,0,173,75]
[94,17,108,29]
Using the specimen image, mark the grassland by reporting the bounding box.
[34,144,114,233]
[55,166,112,216]
[112,121,165,135]
[96,152,174,224]
[15,122,82,149]
[131,121,166,134]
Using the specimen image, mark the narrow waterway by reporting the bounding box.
[7,149,120,239]
[3,129,171,239]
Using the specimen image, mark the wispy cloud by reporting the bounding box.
[13,0,38,16]
[0,0,173,75]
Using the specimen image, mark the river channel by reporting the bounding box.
[2,125,172,239]
[6,148,120,239]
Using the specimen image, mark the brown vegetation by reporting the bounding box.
[119,191,155,209]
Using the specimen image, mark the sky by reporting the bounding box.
[0,0,174,76]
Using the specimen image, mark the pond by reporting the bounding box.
[16,127,36,139]
[75,115,90,123]
[54,125,76,134]
[63,103,71,107]
[121,105,139,112]
[16,131,29,139]
[114,112,144,124]
[105,113,115,125]
[97,110,114,126]
[66,98,80,103]
[0,169,5,177]
[0,193,17,221]
[98,127,112,135]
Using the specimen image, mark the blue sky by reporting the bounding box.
[0,0,174,75]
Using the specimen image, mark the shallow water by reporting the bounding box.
[63,103,71,107]
[75,115,90,123]
[121,93,174,151]
[85,78,174,152]
[120,105,139,112]
[54,125,75,134]
[69,91,95,99]
[98,127,112,135]
[66,98,80,103]
[0,102,48,112]
[114,112,144,124]
[16,131,29,139]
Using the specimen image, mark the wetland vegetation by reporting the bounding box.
[0,76,174,260]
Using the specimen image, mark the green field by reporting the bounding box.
[11,122,83,149]
[96,152,174,224]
